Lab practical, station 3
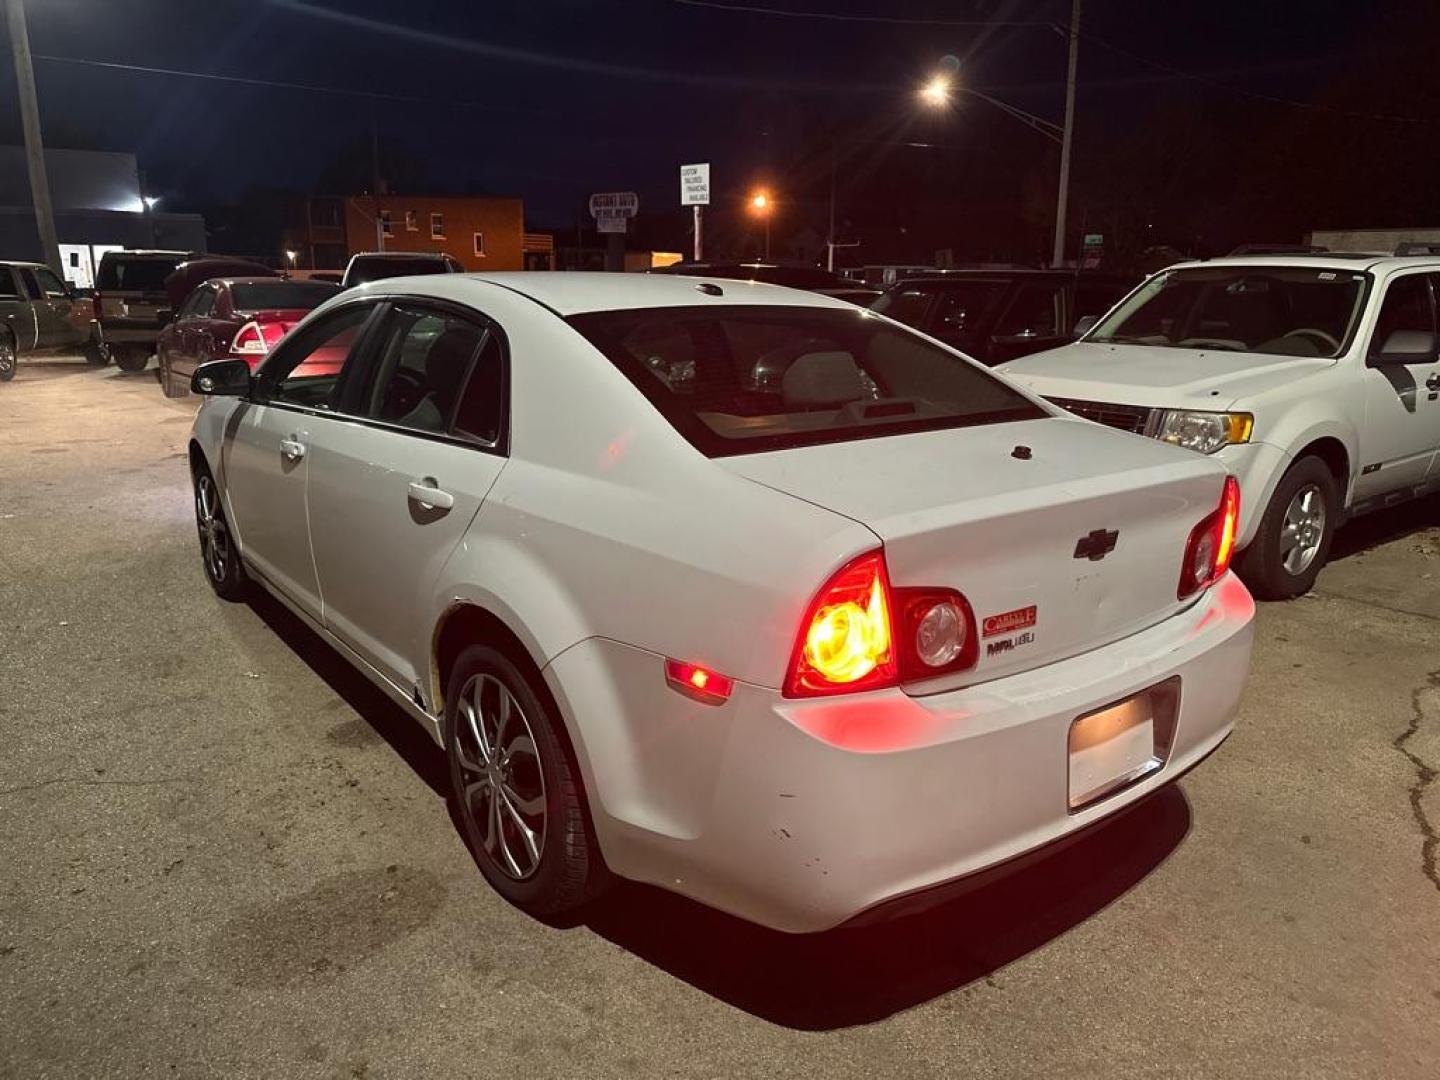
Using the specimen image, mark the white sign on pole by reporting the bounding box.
[595,214,627,234]
[589,191,639,218]
[680,163,710,206]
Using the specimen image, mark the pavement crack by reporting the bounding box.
[1311,589,1440,624]
[1394,668,1440,895]
[0,776,190,798]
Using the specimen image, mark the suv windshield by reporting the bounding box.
[569,305,1044,457]
[1090,266,1368,358]
[345,257,449,286]
[232,281,339,311]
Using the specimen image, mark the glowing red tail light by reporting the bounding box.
[1179,476,1241,599]
[784,549,977,698]
[230,320,288,358]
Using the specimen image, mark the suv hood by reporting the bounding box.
[1000,341,1334,409]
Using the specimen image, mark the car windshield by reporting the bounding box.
[97,257,179,292]
[231,282,339,311]
[1089,266,1368,358]
[568,305,1045,457]
[346,257,447,285]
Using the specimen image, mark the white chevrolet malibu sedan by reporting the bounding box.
[186,272,1254,932]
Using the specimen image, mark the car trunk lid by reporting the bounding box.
[719,416,1227,689]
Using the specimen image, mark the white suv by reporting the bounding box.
[1002,255,1440,598]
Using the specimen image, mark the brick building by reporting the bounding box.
[286,193,552,272]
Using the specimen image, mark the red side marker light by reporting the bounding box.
[664,659,734,706]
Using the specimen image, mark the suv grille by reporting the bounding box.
[1047,397,1156,436]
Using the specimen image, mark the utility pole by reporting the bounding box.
[693,204,702,261]
[826,160,836,272]
[6,0,60,274]
[370,112,384,252]
[1051,0,1081,268]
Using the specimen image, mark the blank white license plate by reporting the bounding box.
[1068,691,1160,810]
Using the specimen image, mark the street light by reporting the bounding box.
[919,75,952,109]
[285,249,298,270]
[748,188,773,260]
[142,196,160,210]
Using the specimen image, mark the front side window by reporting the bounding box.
[870,287,931,328]
[186,286,217,319]
[34,267,68,298]
[1368,274,1435,359]
[260,303,374,409]
[431,212,445,239]
[995,283,1064,338]
[1091,266,1368,358]
[358,306,487,434]
[17,268,40,300]
[569,305,1044,457]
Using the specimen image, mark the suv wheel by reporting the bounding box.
[0,328,14,382]
[193,462,247,600]
[444,644,608,918]
[1238,455,1339,600]
[114,345,150,373]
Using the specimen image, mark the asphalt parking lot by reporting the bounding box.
[2,357,1438,1079]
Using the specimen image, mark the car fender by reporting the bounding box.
[1250,404,1359,506]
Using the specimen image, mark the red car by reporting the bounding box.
[158,277,340,397]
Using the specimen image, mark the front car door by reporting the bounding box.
[1353,270,1440,502]
[32,266,83,349]
[13,268,44,350]
[220,301,382,618]
[306,301,508,693]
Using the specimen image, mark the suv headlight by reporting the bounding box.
[1155,410,1253,454]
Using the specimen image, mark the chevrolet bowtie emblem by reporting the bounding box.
[1073,528,1119,561]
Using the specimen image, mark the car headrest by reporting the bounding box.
[781,350,866,407]
[427,327,479,395]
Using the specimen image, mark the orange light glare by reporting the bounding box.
[1215,476,1240,575]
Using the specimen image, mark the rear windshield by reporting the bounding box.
[96,256,181,292]
[568,305,1045,457]
[231,281,339,311]
[345,257,447,286]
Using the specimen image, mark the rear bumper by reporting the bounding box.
[545,572,1255,932]
[97,322,163,346]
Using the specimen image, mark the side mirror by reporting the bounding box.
[191,358,251,396]
[1374,329,1437,365]
[1073,315,1099,338]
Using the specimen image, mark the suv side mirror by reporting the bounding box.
[1374,329,1437,365]
[1072,315,1099,338]
[191,358,251,396]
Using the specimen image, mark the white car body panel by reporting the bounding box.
[1002,256,1440,551]
[190,272,1254,931]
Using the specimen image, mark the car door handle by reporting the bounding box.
[279,437,307,461]
[407,478,454,511]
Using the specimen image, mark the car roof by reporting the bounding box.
[895,269,1134,286]
[349,251,448,260]
[220,276,335,288]
[1163,254,1440,273]
[354,270,858,316]
[99,249,188,259]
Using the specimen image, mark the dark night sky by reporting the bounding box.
[2,0,1434,260]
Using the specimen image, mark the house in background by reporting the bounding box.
[0,148,206,288]
[284,193,553,272]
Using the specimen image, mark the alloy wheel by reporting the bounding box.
[1279,483,1326,575]
[194,473,231,583]
[453,673,547,881]
[0,340,14,377]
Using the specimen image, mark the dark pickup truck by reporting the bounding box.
[0,260,103,381]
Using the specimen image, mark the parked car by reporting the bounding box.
[185,272,1253,931]
[157,277,340,398]
[655,262,883,304]
[1000,254,1440,599]
[0,259,104,381]
[341,251,464,289]
[870,270,1139,366]
[93,250,190,371]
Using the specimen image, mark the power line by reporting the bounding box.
[668,0,1059,28]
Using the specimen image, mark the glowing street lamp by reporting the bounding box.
[919,74,952,109]
[285,249,298,270]
[748,188,773,259]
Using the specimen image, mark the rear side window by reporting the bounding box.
[17,269,40,300]
[96,257,179,292]
[359,306,487,434]
[569,305,1044,457]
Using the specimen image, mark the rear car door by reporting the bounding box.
[1354,271,1440,500]
[0,267,36,352]
[221,301,382,618]
[15,268,46,349]
[177,286,219,380]
[306,301,508,693]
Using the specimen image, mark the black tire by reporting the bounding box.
[192,462,248,601]
[83,339,110,367]
[444,644,608,917]
[1237,455,1339,600]
[114,345,150,373]
[160,353,189,398]
[0,328,14,382]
